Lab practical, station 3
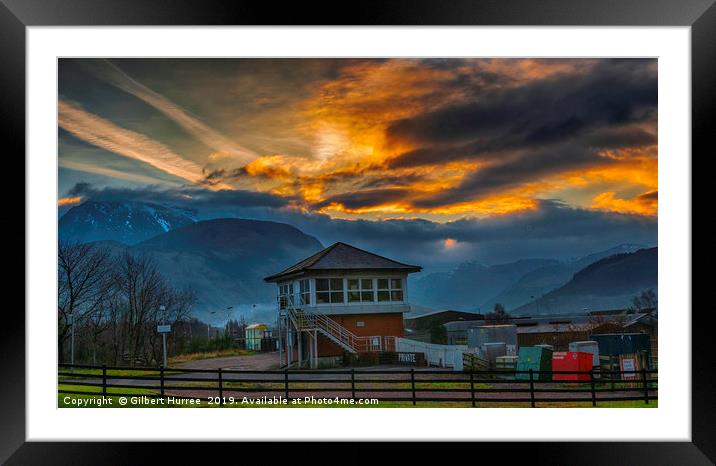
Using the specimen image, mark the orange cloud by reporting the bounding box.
[591,190,658,216]
[179,59,657,221]
[58,197,82,206]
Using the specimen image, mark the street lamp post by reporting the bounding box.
[159,305,167,368]
[225,306,233,337]
[70,312,75,366]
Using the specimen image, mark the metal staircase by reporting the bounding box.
[287,307,392,353]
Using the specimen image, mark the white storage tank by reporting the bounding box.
[568,340,600,367]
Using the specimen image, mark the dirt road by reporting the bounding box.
[173,352,279,371]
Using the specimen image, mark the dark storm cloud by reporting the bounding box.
[313,188,412,210]
[380,59,659,209]
[388,59,656,147]
[413,142,609,208]
[67,183,293,209]
[387,59,657,172]
[280,199,657,267]
[581,125,657,150]
[387,139,509,169]
[637,190,658,201]
[64,184,657,268]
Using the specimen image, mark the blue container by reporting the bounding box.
[590,333,651,357]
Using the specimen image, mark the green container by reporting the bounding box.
[515,346,553,380]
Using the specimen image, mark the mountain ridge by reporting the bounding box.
[59,200,197,245]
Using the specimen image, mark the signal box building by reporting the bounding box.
[264,242,422,368]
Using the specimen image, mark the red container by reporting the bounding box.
[552,351,593,381]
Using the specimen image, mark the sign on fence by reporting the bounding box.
[619,354,640,380]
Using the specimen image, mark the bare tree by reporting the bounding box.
[110,252,196,365]
[58,242,113,363]
[485,303,509,325]
[630,289,657,313]
[111,252,165,365]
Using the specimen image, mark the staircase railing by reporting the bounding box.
[286,306,395,353]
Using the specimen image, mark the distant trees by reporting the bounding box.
[630,289,657,313]
[485,303,510,324]
[58,242,196,366]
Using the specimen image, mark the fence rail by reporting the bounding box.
[58,364,657,407]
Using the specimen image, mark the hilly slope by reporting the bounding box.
[410,259,559,311]
[59,200,196,244]
[513,247,657,315]
[481,244,646,311]
[89,218,324,319]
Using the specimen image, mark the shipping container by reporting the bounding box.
[552,351,592,381]
[568,341,600,367]
[515,346,553,380]
[590,333,651,357]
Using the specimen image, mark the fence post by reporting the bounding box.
[529,369,536,408]
[218,368,224,404]
[641,368,649,405]
[410,368,416,406]
[470,370,476,408]
[590,369,597,407]
[284,368,289,401]
[160,366,165,398]
[610,356,616,391]
[351,368,356,400]
[102,365,107,399]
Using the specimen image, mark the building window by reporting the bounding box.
[347,278,375,303]
[278,282,293,309]
[356,321,365,327]
[298,279,310,305]
[377,278,403,302]
[315,278,345,304]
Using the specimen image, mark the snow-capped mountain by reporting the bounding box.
[59,200,197,245]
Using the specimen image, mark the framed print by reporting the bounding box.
[3,0,709,463]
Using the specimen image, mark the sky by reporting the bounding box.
[58,58,658,269]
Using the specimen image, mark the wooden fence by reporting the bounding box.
[58,363,657,407]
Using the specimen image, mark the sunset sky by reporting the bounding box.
[58,58,657,267]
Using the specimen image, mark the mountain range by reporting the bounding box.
[59,200,657,321]
[409,244,649,314]
[60,201,323,323]
[512,247,657,315]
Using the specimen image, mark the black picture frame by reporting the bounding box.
[2,0,707,463]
